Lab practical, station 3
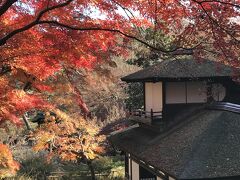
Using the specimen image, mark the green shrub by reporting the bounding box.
[17,155,57,180]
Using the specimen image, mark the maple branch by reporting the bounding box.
[193,0,240,9]
[62,66,90,116]
[0,0,196,55]
[111,0,144,35]
[0,0,17,17]
[210,21,230,61]
[192,0,240,43]
[38,20,195,55]
[0,0,74,46]
[0,0,198,55]
[36,0,74,22]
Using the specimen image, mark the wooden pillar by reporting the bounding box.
[162,81,166,119]
[207,82,214,103]
[151,108,153,123]
[143,82,146,111]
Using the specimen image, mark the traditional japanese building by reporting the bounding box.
[109,58,240,180]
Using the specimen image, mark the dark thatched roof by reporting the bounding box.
[122,58,240,82]
[109,109,240,179]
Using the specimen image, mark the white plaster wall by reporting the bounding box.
[186,81,207,103]
[146,81,225,108]
[132,160,139,180]
[152,82,163,112]
[145,83,153,112]
[145,82,163,112]
[166,81,208,104]
[166,82,186,104]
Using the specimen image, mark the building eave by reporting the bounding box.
[121,76,235,83]
[121,58,240,83]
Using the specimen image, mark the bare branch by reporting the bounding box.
[38,20,197,55]
[22,114,32,130]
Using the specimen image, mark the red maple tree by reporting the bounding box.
[0,0,239,177]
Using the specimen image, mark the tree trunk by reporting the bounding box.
[22,114,31,130]
[87,160,96,180]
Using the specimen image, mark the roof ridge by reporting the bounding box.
[121,58,239,82]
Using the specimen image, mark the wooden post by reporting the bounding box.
[207,81,214,103]
[151,109,153,123]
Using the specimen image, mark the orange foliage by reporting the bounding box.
[31,110,105,162]
[0,144,19,178]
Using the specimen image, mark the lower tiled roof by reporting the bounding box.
[109,109,240,179]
